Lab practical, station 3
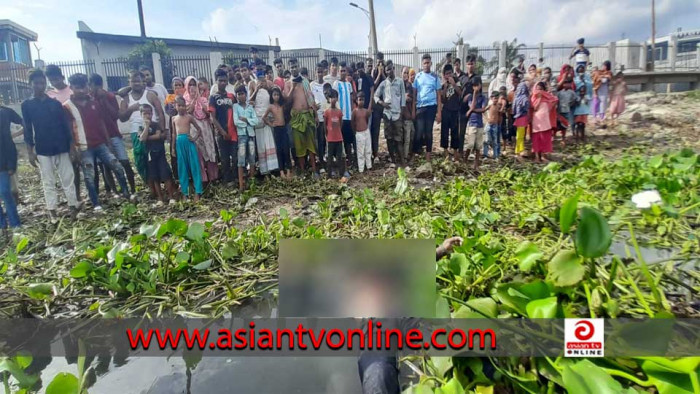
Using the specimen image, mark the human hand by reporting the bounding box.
[27,148,38,168]
[69,147,81,163]
[441,237,463,254]
[436,112,442,123]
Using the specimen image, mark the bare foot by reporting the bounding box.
[194,194,200,202]
[541,156,550,163]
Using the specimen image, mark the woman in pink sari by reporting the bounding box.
[530,81,558,163]
[183,76,219,183]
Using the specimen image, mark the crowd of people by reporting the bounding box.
[0,39,628,235]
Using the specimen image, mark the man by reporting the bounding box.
[438,64,462,158]
[570,38,590,70]
[457,55,481,161]
[89,73,137,193]
[401,67,416,164]
[210,64,236,96]
[332,62,356,167]
[209,69,238,183]
[22,69,80,221]
[141,66,168,105]
[365,57,374,77]
[310,64,328,168]
[45,64,81,200]
[412,53,441,161]
[356,61,373,111]
[273,58,286,90]
[0,98,23,231]
[323,57,340,85]
[250,47,260,64]
[510,55,526,78]
[370,52,386,161]
[118,71,165,183]
[283,57,318,175]
[374,61,406,167]
[64,73,132,210]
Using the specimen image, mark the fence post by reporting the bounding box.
[639,42,647,72]
[210,52,223,81]
[319,48,326,61]
[456,44,465,63]
[268,49,276,66]
[152,53,164,85]
[538,42,544,62]
[413,46,419,71]
[499,41,507,69]
[607,41,616,71]
[669,34,677,72]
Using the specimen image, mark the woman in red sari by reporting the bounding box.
[530,81,558,163]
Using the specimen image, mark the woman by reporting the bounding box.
[183,76,219,183]
[609,71,627,125]
[530,82,558,163]
[250,77,279,176]
[512,82,531,160]
[489,67,507,95]
[593,61,612,123]
[556,64,575,91]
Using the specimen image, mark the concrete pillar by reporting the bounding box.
[210,52,223,81]
[696,43,700,71]
[34,59,45,69]
[268,49,275,67]
[639,42,647,72]
[669,35,678,71]
[608,41,616,72]
[538,42,544,62]
[463,44,470,62]
[413,46,420,71]
[499,41,507,69]
[319,48,326,61]
[151,52,164,85]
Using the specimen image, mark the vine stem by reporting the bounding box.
[601,368,651,387]
[627,223,667,311]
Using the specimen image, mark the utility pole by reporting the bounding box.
[137,0,147,37]
[650,0,655,71]
[368,0,378,58]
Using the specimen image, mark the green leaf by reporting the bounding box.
[46,372,80,394]
[436,296,451,318]
[220,209,233,222]
[403,383,434,394]
[649,155,664,168]
[435,377,465,394]
[185,222,205,241]
[15,237,29,254]
[547,250,586,287]
[395,167,408,195]
[70,262,94,279]
[292,218,305,228]
[515,241,543,273]
[448,253,469,276]
[139,224,159,238]
[26,283,54,300]
[640,358,698,394]
[221,243,238,259]
[559,193,580,234]
[465,297,498,318]
[526,297,557,318]
[175,251,190,264]
[157,218,188,238]
[0,358,39,388]
[562,359,624,394]
[575,207,612,258]
[431,356,453,378]
[496,280,551,316]
[192,260,212,270]
[14,353,32,369]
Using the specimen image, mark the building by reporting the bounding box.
[647,28,700,69]
[0,20,38,103]
[77,21,280,90]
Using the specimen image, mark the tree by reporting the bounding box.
[484,38,526,77]
[127,40,171,72]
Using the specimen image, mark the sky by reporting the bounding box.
[1,0,699,62]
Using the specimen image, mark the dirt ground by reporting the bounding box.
[9,91,700,229]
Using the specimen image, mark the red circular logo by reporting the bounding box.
[574,320,595,340]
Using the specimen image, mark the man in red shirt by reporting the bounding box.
[89,73,136,193]
[273,58,286,90]
[64,73,133,211]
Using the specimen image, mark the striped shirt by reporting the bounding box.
[63,98,108,151]
[332,80,354,121]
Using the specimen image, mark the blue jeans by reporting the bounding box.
[80,144,130,207]
[483,123,501,158]
[0,171,20,228]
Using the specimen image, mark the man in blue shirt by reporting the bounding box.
[22,69,80,221]
[412,53,441,162]
[463,81,487,171]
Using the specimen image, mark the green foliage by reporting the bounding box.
[126,40,171,72]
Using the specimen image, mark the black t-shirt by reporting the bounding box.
[371,68,386,110]
[0,106,22,172]
[141,123,165,153]
[459,73,481,114]
[441,82,461,112]
[209,91,236,139]
[357,71,373,109]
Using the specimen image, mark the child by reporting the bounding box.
[264,87,293,179]
[323,90,350,182]
[556,82,576,147]
[310,64,328,168]
[593,61,613,124]
[573,85,590,144]
[482,91,501,159]
[609,71,627,125]
[138,104,176,205]
[530,81,558,163]
[464,82,487,171]
[233,86,259,191]
[498,87,509,150]
[351,94,372,173]
[209,69,237,184]
[512,81,530,161]
[172,96,203,201]
[332,62,356,168]
[0,102,23,233]
[439,64,462,158]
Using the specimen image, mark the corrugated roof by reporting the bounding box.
[76,31,280,52]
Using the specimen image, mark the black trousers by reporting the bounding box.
[273,126,292,171]
[370,105,383,156]
[440,109,460,150]
[218,138,237,182]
